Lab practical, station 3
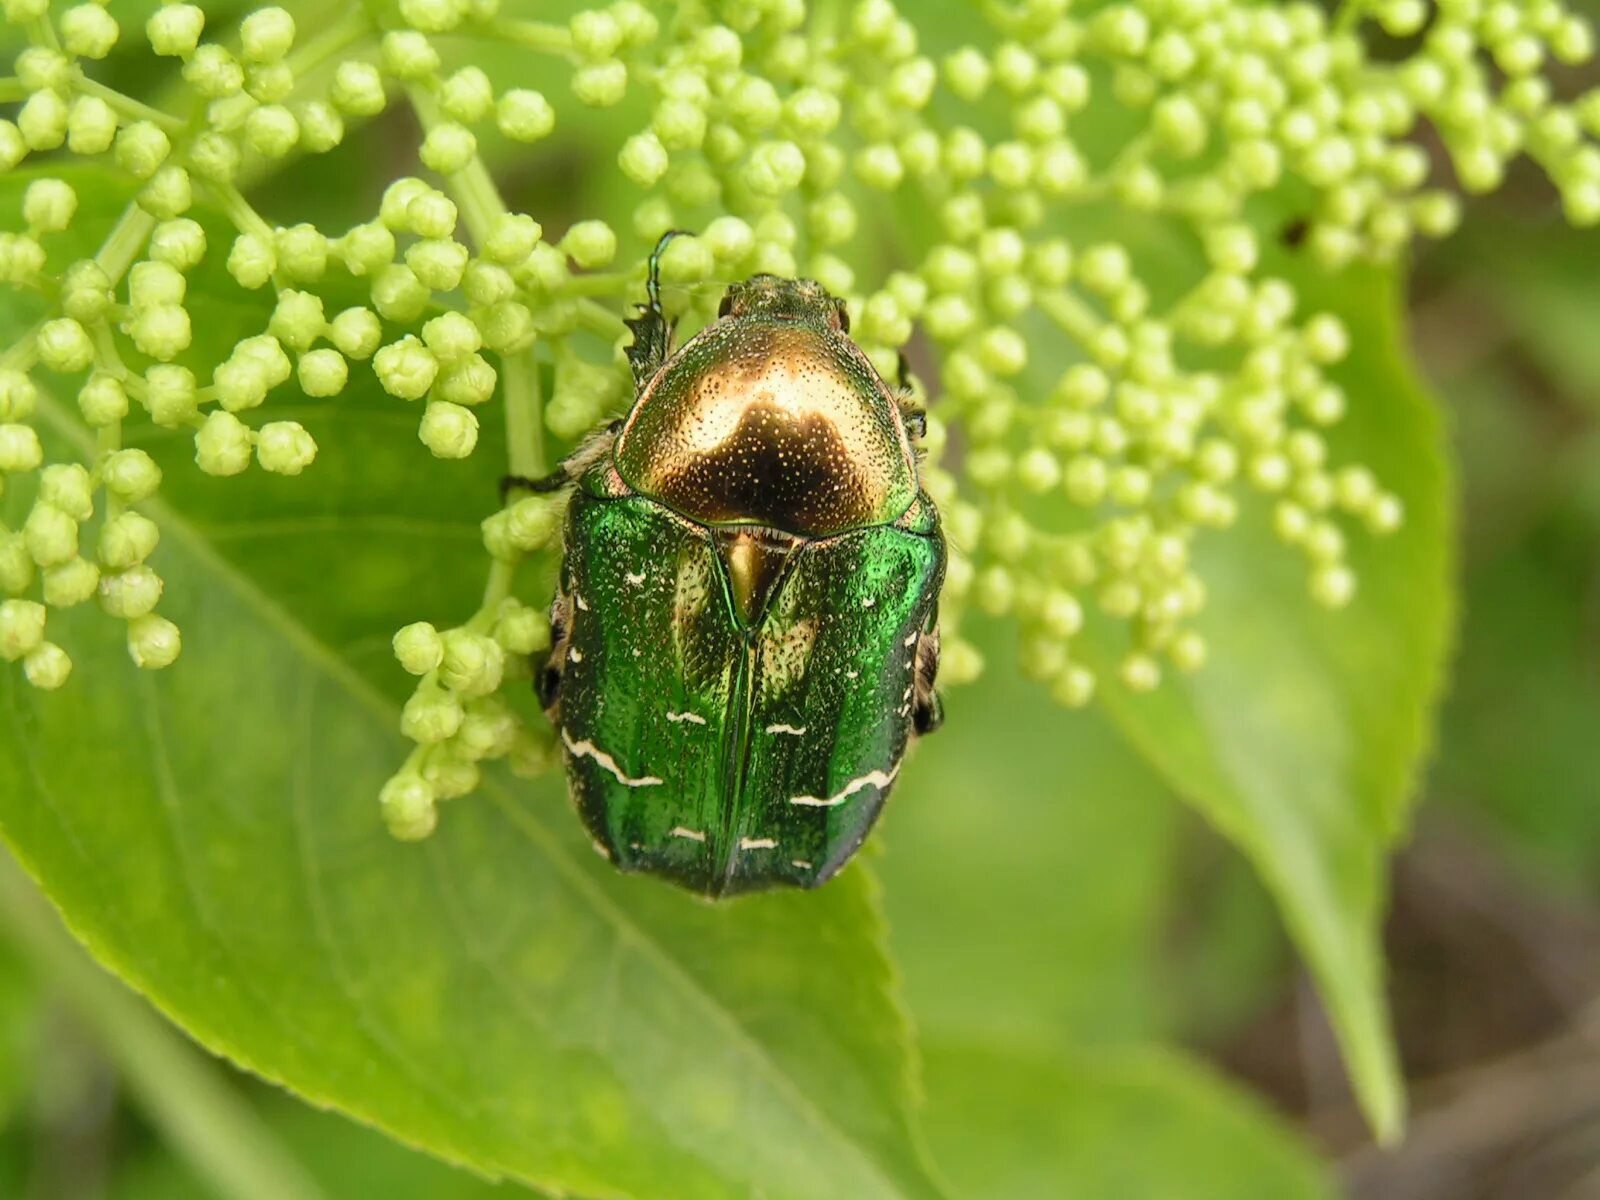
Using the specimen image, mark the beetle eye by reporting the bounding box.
[717,293,734,318]
[835,303,850,334]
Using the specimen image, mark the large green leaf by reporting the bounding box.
[883,634,1185,1049]
[1076,257,1455,1138]
[920,1039,1337,1200]
[0,170,947,1200]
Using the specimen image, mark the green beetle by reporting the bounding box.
[531,241,945,897]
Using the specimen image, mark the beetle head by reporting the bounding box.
[717,276,850,334]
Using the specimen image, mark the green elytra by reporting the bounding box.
[534,238,945,897]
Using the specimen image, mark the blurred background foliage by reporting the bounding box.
[0,0,1595,1197]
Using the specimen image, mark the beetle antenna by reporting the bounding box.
[646,229,689,317]
[624,229,691,391]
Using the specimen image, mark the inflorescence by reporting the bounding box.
[0,0,1595,834]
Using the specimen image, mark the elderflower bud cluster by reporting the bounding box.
[0,0,1594,833]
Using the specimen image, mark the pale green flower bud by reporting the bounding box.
[373,336,438,400]
[0,371,36,421]
[23,641,70,689]
[276,223,328,280]
[573,60,627,107]
[297,349,347,397]
[331,60,387,115]
[188,131,240,184]
[194,410,255,477]
[77,374,127,427]
[854,143,904,190]
[423,751,479,801]
[24,503,78,567]
[405,238,469,290]
[560,220,618,269]
[98,512,160,569]
[619,131,670,185]
[401,685,463,743]
[23,178,76,233]
[61,4,120,58]
[484,212,542,264]
[0,599,47,661]
[369,265,429,322]
[127,613,181,669]
[436,355,496,406]
[417,317,480,368]
[43,556,99,608]
[149,218,206,269]
[394,622,444,675]
[227,232,276,289]
[498,89,555,142]
[102,448,162,503]
[463,261,515,306]
[323,308,380,361]
[478,301,534,352]
[420,122,477,174]
[495,602,551,654]
[127,260,184,310]
[37,319,94,374]
[240,7,295,61]
[0,116,22,169]
[140,166,191,222]
[380,772,436,840]
[126,304,190,361]
[419,401,478,458]
[295,99,343,153]
[147,5,204,56]
[66,96,117,154]
[243,103,300,157]
[382,30,440,80]
[114,121,170,177]
[439,629,503,697]
[267,289,325,352]
[0,424,43,473]
[19,91,68,152]
[257,421,316,475]
[440,66,494,122]
[38,463,93,522]
[338,221,396,276]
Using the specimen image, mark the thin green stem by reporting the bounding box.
[479,18,575,57]
[73,75,187,134]
[0,856,329,1200]
[1038,288,1105,347]
[0,320,44,372]
[93,202,160,282]
[1333,0,1366,34]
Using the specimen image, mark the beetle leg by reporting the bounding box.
[539,588,575,714]
[501,423,622,504]
[911,626,943,736]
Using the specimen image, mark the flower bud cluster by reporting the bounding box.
[1,0,1593,820]
[381,492,564,837]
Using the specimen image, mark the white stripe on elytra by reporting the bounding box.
[903,631,920,647]
[739,836,777,850]
[669,826,707,842]
[765,723,806,735]
[624,570,646,586]
[789,762,901,808]
[561,729,663,788]
[667,710,707,725]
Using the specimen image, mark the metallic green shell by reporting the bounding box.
[551,467,943,897]
[613,292,919,538]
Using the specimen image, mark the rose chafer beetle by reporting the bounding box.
[526,237,945,898]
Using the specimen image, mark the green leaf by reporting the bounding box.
[884,632,1184,1048]
[1076,258,1455,1139]
[0,169,947,1200]
[920,1039,1337,1200]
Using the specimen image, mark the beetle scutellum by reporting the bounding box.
[523,236,945,897]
